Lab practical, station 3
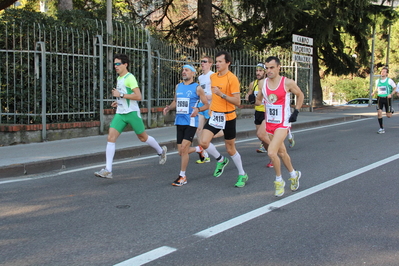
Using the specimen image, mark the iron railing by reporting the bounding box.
[0,21,311,140]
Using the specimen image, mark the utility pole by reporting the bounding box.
[369,23,376,107]
[386,0,396,67]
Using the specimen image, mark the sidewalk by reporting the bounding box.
[0,106,376,179]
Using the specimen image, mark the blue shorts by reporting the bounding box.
[198,102,210,119]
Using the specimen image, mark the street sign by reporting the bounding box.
[292,44,313,55]
[292,34,313,64]
[292,53,313,64]
[292,34,313,46]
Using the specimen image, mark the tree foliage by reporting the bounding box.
[7,0,399,107]
[226,0,397,106]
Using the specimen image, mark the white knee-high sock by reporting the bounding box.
[288,129,293,139]
[146,135,163,154]
[231,152,245,176]
[106,142,116,172]
[205,142,221,159]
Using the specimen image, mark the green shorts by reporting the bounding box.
[110,111,145,134]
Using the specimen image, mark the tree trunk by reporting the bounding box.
[197,0,215,48]
[58,0,73,11]
[0,0,17,10]
[312,45,323,107]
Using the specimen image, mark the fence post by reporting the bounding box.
[35,41,47,141]
[94,35,104,133]
[146,40,152,128]
[309,64,313,112]
[155,50,161,107]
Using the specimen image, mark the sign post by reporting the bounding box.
[292,34,313,111]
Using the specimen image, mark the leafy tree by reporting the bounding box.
[58,0,72,10]
[197,0,214,48]
[329,77,370,102]
[0,0,18,10]
[228,0,398,107]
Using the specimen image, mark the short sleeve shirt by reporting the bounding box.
[116,73,140,114]
[210,71,240,121]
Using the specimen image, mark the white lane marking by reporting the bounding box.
[115,152,399,265]
[0,118,371,185]
[113,246,177,266]
[196,152,398,238]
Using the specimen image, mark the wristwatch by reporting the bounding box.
[120,93,124,98]
[221,94,227,99]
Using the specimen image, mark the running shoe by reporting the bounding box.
[234,173,248,187]
[213,157,229,177]
[288,170,301,191]
[196,146,210,164]
[288,134,295,148]
[94,168,113,179]
[256,144,267,153]
[274,180,285,197]
[159,146,167,164]
[266,161,274,168]
[196,157,211,164]
[377,128,385,134]
[172,176,187,186]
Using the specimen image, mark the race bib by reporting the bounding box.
[176,98,190,114]
[378,86,387,95]
[266,104,282,123]
[209,112,226,129]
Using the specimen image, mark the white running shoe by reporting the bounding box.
[159,146,167,164]
[94,169,113,179]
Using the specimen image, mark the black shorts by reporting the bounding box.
[377,97,393,113]
[204,118,236,140]
[254,110,265,125]
[176,125,197,144]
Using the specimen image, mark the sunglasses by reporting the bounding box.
[201,60,208,63]
[114,62,123,66]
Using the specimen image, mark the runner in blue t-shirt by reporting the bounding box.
[163,64,209,186]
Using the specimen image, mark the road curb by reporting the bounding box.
[0,115,370,179]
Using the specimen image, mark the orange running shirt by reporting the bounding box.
[210,71,240,121]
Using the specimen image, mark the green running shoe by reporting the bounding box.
[213,157,229,177]
[288,134,295,148]
[234,173,248,187]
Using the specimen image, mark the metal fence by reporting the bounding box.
[0,21,311,140]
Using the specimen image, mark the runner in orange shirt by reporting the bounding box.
[199,51,248,188]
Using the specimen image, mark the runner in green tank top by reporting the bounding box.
[371,67,399,134]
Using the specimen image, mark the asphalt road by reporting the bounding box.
[1,116,399,266]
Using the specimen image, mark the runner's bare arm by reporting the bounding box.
[254,79,264,106]
[112,87,142,101]
[286,78,304,110]
[245,81,254,101]
[163,85,178,115]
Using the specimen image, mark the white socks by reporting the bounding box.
[205,142,221,159]
[146,135,163,155]
[231,152,245,176]
[288,129,293,139]
[105,142,116,172]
